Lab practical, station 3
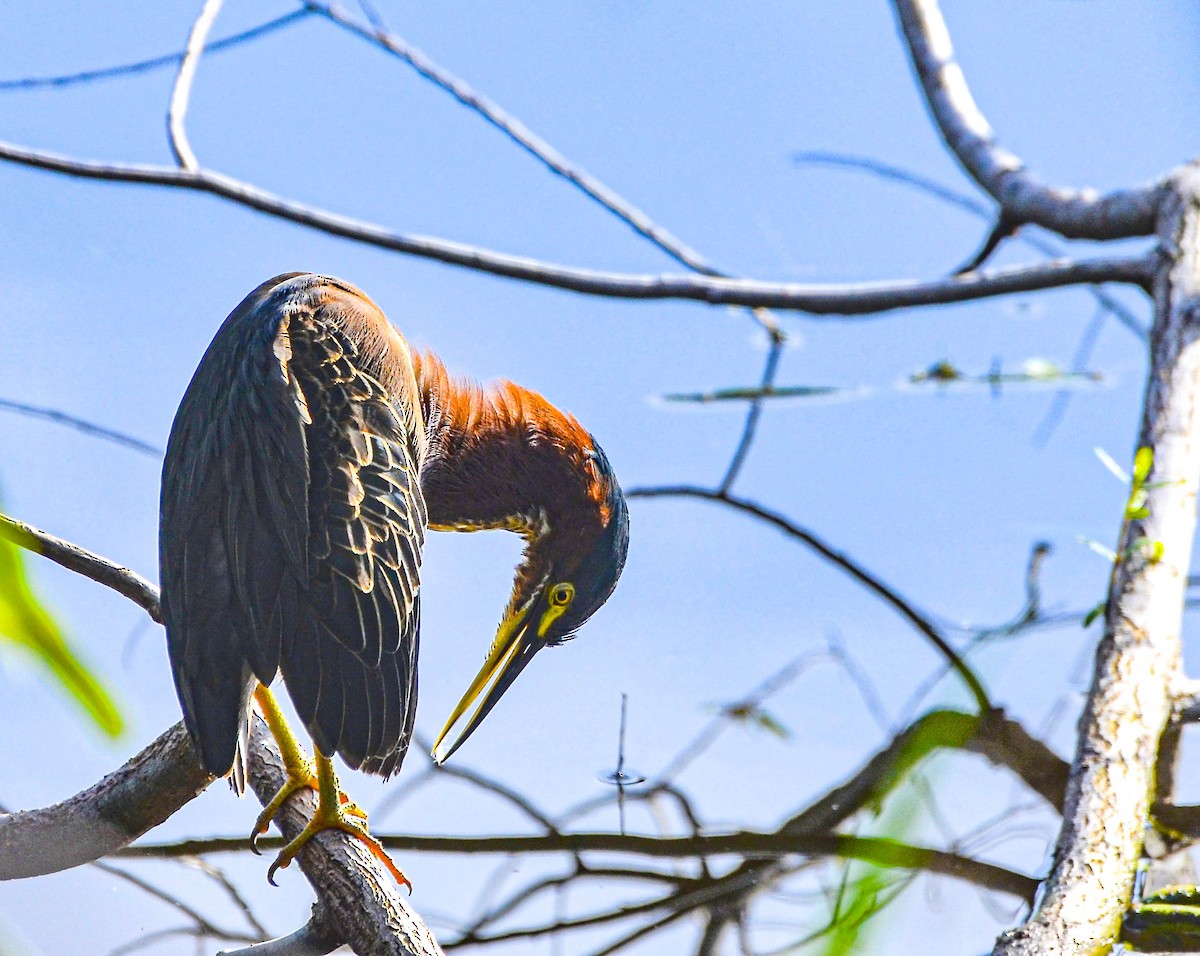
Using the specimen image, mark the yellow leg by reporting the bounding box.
[250,684,409,891]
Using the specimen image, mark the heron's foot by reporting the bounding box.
[262,752,410,892]
[265,791,411,891]
[250,760,370,853]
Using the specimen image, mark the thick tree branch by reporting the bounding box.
[892,0,1164,239]
[244,720,443,956]
[992,166,1200,955]
[0,722,212,878]
[0,139,1152,312]
[0,511,162,621]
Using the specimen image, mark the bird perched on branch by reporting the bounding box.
[160,273,629,884]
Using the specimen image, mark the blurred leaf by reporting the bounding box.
[0,519,124,738]
[1095,446,1129,484]
[1083,602,1106,628]
[910,360,961,384]
[721,701,792,739]
[816,774,922,955]
[1133,446,1154,485]
[867,709,978,810]
[1020,357,1061,380]
[661,384,843,403]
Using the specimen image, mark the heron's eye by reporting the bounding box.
[550,583,575,607]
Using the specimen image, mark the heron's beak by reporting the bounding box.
[431,594,546,765]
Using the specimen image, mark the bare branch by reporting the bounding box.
[308,0,720,278]
[0,511,161,621]
[891,0,1164,238]
[0,722,212,878]
[167,0,223,171]
[92,860,259,947]
[718,327,786,493]
[627,486,991,712]
[0,139,1153,312]
[793,150,1150,340]
[216,910,341,956]
[0,397,163,456]
[992,168,1200,955]
[0,11,310,92]
[244,719,443,956]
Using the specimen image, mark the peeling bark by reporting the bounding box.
[993,166,1200,955]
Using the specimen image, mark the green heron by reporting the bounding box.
[160,273,629,884]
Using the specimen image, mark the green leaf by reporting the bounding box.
[0,522,124,738]
[753,710,791,740]
[1083,602,1106,628]
[1126,487,1149,517]
[1133,447,1154,485]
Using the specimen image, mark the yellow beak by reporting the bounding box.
[431,600,544,765]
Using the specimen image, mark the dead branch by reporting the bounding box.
[0,511,161,621]
[992,168,1199,955]
[892,0,1164,239]
[167,0,224,171]
[0,138,1152,311]
[0,722,211,878]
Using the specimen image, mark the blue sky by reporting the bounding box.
[0,2,1197,953]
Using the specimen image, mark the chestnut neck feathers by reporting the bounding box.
[412,352,611,545]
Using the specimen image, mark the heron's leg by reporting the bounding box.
[249,684,365,852]
[266,750,411,891]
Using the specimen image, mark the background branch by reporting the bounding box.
[892,0,1163,238]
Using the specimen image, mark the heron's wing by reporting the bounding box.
[161,275,425,781]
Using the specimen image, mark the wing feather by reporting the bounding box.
[161,274,425,782]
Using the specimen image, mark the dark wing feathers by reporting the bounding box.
[161,275,425,785]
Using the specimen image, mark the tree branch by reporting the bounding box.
[0,10,311,92]
[0,722,212,878]
[0,139,1152,312]
[992,166,1200,955]
[0,511,161,621]
[891,0,1164,239]
[628,486,992,713]
[167,0,224,171]
[216,911,340,956]
[307,0,720,279]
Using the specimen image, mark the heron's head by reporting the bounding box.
[431,441,629,764]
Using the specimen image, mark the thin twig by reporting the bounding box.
[307,0,720,279]
[627,486,991,712]
[0,11,311,92]
[0,397,163,456]
[92,860,259,947]
[719,327,786,492]
[793,150,1149,340]
[167,0,224,171]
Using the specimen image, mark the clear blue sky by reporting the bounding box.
[0,2,1197,953]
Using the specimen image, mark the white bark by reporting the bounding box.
[993,166,1200,954]
[893,0,1164,239]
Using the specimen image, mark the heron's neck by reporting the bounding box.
[412,353,601,540]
